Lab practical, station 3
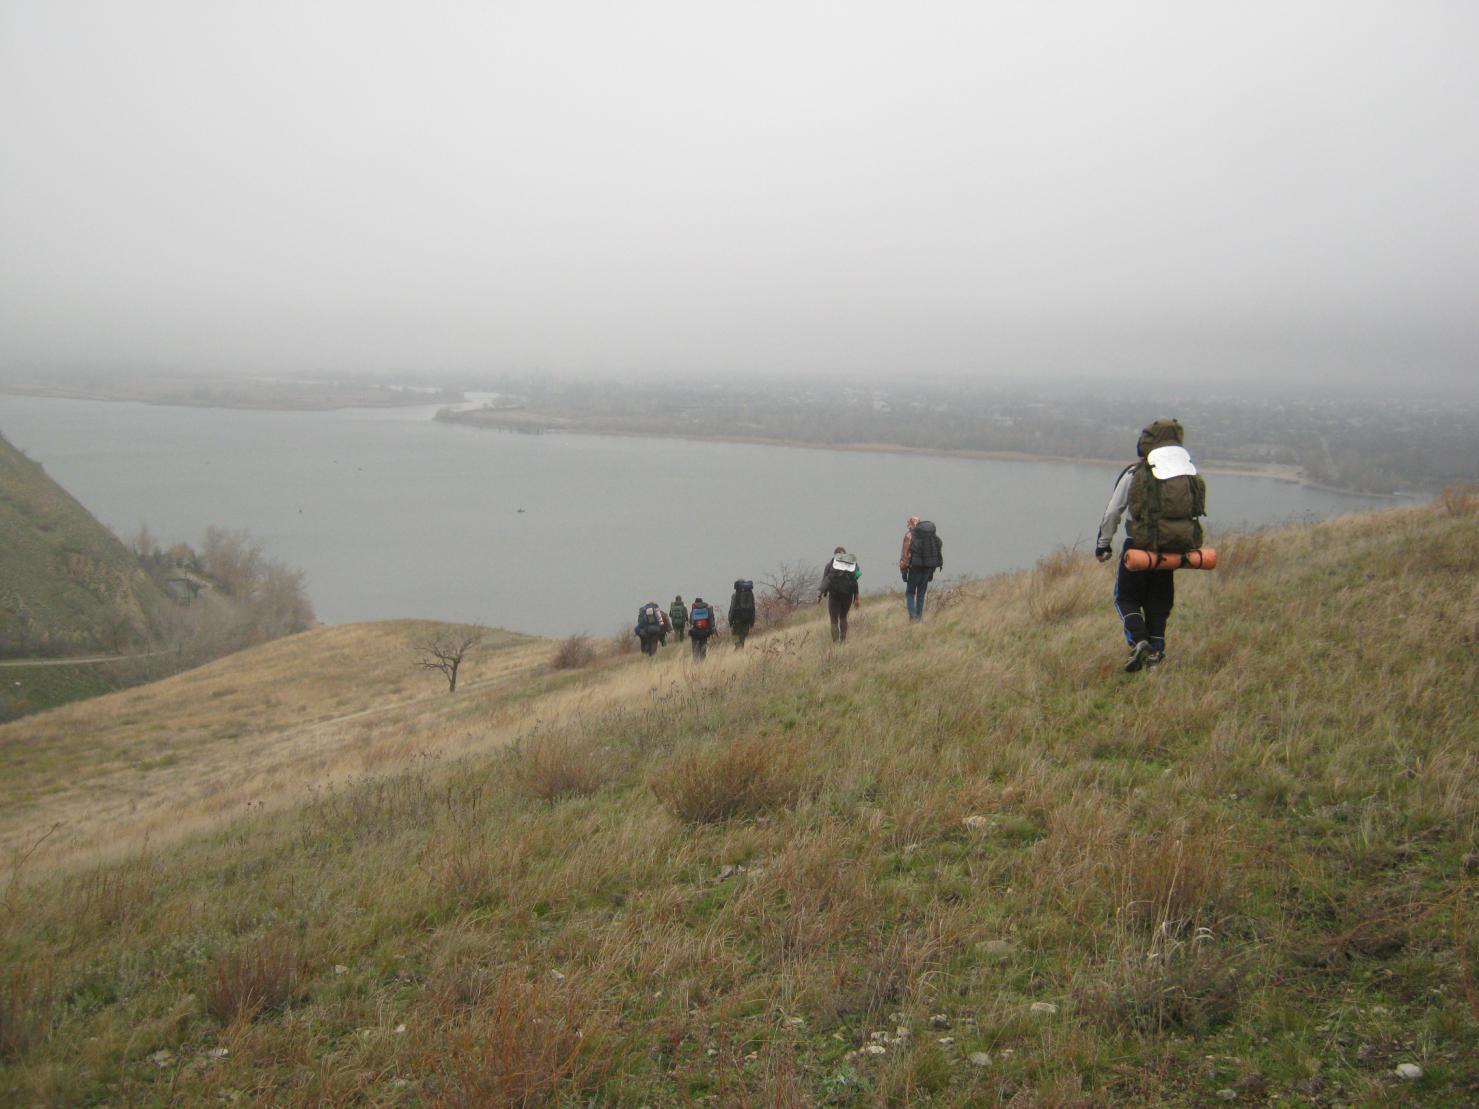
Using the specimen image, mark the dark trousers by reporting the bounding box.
[691,634,709,660]
[731,622,751,648]
[827,592,852,642]
[905,570,931,621]
[1115,544,1174,651]
[639,633,661,656]
[673,624,685,641]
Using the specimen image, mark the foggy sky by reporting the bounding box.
[2,1,1476,387]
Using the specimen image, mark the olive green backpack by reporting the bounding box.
[1127,419,1207,553]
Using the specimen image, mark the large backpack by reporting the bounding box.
[826,554,860,595]
[909,521,943,570]
[638,603,665,632]
[689,603,713,636]
[731,580,755,622]
[1127,443,1207,553]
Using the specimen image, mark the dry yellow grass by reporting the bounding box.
[0,621,549,863]
[4,503,1477,1104]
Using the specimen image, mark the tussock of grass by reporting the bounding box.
[205,933,300,1026]
[1025,545,1099,623]
[1,503,1476,1103]
[650,733,813,823]
[516,731,611,803]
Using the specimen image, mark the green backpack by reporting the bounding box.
[1126,419,1207,553]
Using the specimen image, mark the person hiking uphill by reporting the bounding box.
[900,516,943,622]
[669,595,688,642]
[1095,418,1207,672]
[818,547,861,643]
[687,596,717,660]
[635,601,671,657]
[728,579,756,648]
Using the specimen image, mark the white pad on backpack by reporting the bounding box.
[1147,445,1196,479]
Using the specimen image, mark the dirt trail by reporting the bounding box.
[0,649,175,668]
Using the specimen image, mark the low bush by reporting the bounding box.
[550,634,596,670]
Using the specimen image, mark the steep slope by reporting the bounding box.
[0,430,172,657]
[2,501,1476,1105]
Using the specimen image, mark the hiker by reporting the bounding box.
[728,579,756,648]
[687,596,717,660]
[900,516,943,621]
[635,600,671,657]
[669,595,688,642]
[817,547,861,643]
[1095,418,1207,672]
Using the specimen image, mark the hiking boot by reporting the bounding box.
[1145,649,1165,668]
[1124,640,1152,673]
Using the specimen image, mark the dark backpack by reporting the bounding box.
[826,555,860,596]
[909,521,943,570]
[690,603,713,636]
[731,580,755,622]
[1127,459,1207,553]
[638,603,665,632]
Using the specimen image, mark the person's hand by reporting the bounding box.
[852,595,860,609]
[1095,546,1112,563]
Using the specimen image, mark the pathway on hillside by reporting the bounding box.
[0,649,176,668]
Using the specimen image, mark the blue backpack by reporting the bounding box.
[689,603,713,636]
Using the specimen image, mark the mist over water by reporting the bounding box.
[1,395,1407,637]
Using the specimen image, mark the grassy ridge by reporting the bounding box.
[0,431,172,658]
[2,502,1477,1105]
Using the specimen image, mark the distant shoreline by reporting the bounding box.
[433,407,1347,491]
[0,382,457,413]
[0,386,1407,498]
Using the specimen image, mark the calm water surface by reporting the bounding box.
[0,395,1407,636]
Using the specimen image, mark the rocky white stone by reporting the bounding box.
[1395,1063,1423,1080]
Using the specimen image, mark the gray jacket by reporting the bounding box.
[1097,465,1137,551]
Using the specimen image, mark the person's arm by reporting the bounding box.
[1097,467,1135,559]
[899,529,912,572]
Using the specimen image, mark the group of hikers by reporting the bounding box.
[635,418,1208,674]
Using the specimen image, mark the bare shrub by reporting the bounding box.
[1080,927,1244,1034]
[757,559,823,624]
[518,733,609,803]
[414,968,614,1106]
[205,933,300,1025]
[1025,546,1098,623]
[651,734,812,824]
[550,634,596,670]
[610,624,639,655]
[0,965,51,1061]
[1439,483,1479,516]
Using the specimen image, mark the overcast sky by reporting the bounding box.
[1,1,1475,387]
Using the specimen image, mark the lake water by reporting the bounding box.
[0,394,1407,637]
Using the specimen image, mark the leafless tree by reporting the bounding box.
[758,559,822,623]
[415,629,484,692]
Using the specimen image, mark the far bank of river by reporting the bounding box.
[0,394,1414,637]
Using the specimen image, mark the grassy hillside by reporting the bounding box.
[2,501,1476,1105]
[0,431,172,658]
